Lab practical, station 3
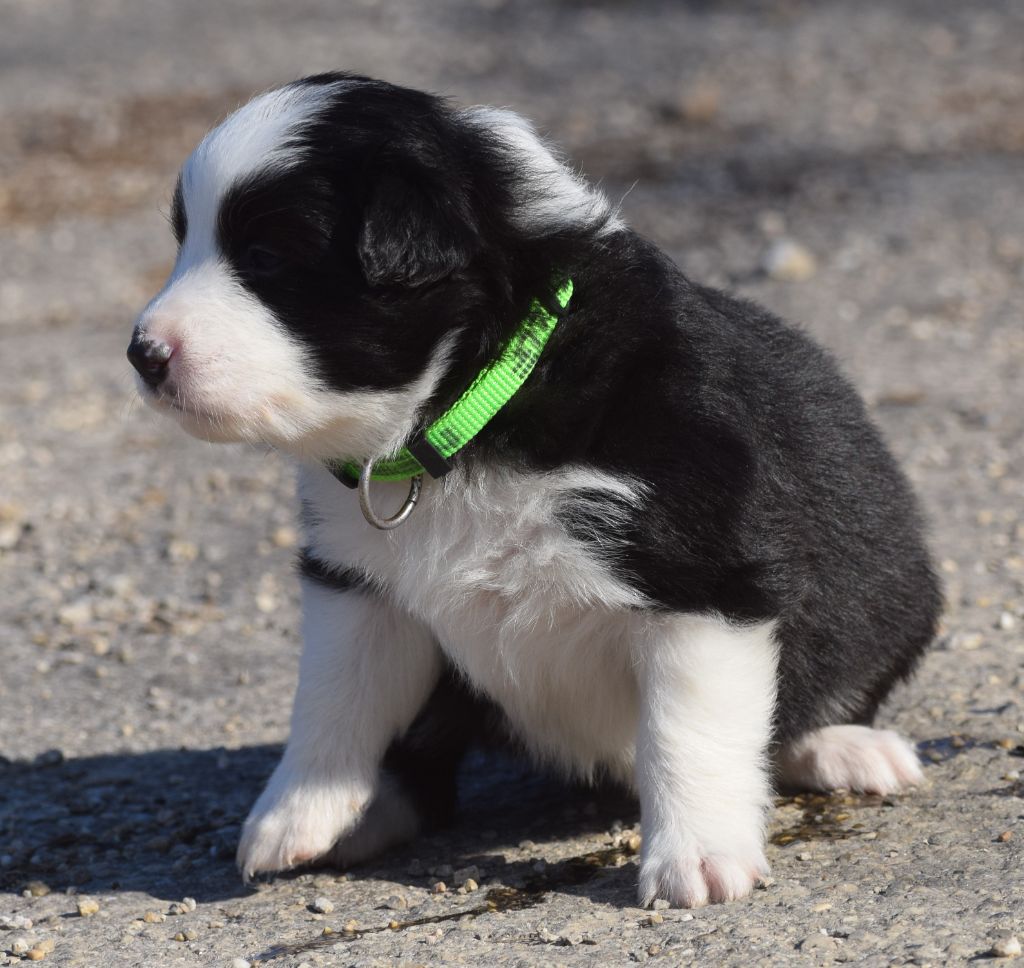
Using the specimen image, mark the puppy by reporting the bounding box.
[129,73,940,907]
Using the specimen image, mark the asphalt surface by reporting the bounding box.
[1,1,1023,965]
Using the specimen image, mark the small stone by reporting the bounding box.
[764,239,817,282]
[174,932,186,942]
[25,949,47,961]
[25,881,51,897]
[812,902,833,912]
[231,960,251,968]
[343,920,359,934]
[310,896,334,914]
[997,831,1013,842]
[651,898,670,911]
[0,914,32,930]
[626,834,642,852]
[645,913,664,926]
[797,851,813,861]
[271,526,297,548]
[389,920,400,930]
[432,881,447,894]
[799,934,839,953]
[991,936,1022,958]
[76,898,100,917]
[11,939,31,956]
[999,612,1017,631]
[57,600,93,628]
[143,911,165,923]
[463,878,479,893]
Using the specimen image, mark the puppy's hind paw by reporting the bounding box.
[777,724,924,795]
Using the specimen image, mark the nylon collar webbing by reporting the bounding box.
[328,279,573,486]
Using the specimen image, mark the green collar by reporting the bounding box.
[328,279,572,488]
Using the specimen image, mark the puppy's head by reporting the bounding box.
[129,73,616,460]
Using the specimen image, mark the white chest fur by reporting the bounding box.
[299,461,648,780]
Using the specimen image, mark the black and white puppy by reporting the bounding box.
[129,73,940,908]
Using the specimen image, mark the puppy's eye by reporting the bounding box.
[244,245,287,275]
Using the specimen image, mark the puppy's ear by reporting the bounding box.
[357,167,476,288]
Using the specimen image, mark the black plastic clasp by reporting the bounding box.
[407,436,453,479]
[328,462,360,489]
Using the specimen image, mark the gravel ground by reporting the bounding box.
[1,1,1023,965]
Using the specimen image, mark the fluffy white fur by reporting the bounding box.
[636,615,777,907]
[239,462,779,907]
[776,724,924,795]
[238,581,441,877]
[463,106,622,237]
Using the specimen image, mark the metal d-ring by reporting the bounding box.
[358,459,422,530]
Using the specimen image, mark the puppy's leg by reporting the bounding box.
[237,580,440,879]
[328,666,488,868]
[776,724,923,795]
[635,615,777,908]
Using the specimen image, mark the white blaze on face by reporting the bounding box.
[131,80,453,462]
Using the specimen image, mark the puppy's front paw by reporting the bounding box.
[638,835,769,908]
[237,767,369,879]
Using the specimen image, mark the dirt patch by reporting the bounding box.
[0,89,246,226]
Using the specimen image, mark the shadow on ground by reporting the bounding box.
[0,746,638,906]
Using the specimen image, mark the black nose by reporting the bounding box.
[127,334,173,387]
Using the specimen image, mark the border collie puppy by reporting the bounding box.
[128,73,940,907]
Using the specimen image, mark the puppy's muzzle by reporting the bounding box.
[127,334,173,388]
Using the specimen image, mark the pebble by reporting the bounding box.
[168,896,197,915]
[76,897,100,917]
[25,949,47,962]
[271,526,297,548]
[0,914,32,930]
[651,899,670,911]
[463,878,479,893]
[310,896,334,914]
[626,834,642,852]
[799,934,839,954]
[432,881,447,894]
[231,960,251,968]
[764,239,817,282]
[383,894,408,911]
[991,936,1022,958]
[143,911,165,923]
[997,831,1013,842]
[24,881,51,897]
[11,939,31,956]
[999,611,1017,631]
[645,913,664,926]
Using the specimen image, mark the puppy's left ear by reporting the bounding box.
[358,166,477,288]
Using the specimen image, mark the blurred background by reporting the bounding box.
[1,1,1022,964]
